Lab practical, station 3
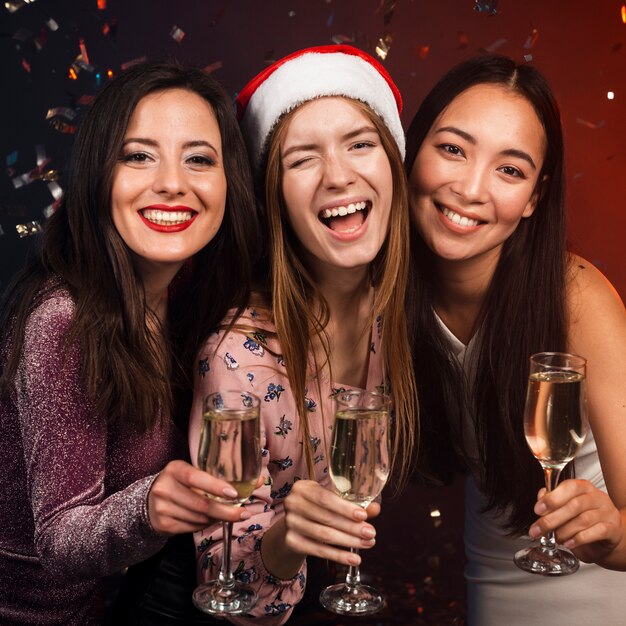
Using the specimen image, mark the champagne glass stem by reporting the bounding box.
[344,548,362,593]
[218,520,235,590]
[540,466,563,554]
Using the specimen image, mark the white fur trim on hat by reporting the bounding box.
[239,48,405,171]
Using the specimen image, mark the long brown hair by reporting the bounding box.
[263,97,418,483]
[0,63,260,431]
[405,54,567,533]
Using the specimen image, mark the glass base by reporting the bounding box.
[192,581,258,615]
[319,582,385,615]
[514,545,580,576]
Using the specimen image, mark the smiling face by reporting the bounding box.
[279,97,393,276]
[409,83,546,271]
[111,88,227,280]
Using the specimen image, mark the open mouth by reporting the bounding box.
[318,200,370,234]
[140,208,197,226]
[436,203,482,227]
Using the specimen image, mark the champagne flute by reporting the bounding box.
[319,389,390,615]
[192,390,262,614]
[514,352,588,576]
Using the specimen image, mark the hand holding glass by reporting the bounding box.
[319,390,390,615]
[514,352,588,576]
[192,390,262,615]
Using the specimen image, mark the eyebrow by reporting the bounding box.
[434,125,537,170]
[122,137,219,155]
[282,125,378,160]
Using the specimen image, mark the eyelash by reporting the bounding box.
[120,152,216,167]
[436,144,526,179]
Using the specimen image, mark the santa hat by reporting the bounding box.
[236,45,405,172]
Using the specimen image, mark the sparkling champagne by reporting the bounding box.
[524,370,587,469]
[329,409,390,508]
[198,407,261,504]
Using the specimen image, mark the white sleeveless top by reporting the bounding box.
[437,315,626,626]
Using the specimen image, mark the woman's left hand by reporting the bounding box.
[529,478,624,564]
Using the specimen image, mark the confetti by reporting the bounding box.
[523,28,539,49]
[383,0,396,26]
[48,118,76,134]
[121,56,147,70]
[79,37,90,65]
[33,26,48,51]
[474,0,498,14]
[375,34,393,61]
[415,45,430,59]
[4,0,35,13]
[202,61,223,74]
[576,117,606,129]
[331,34,354,44]
[46,18,59,31]
[16,221,43,238]
[21,58,31,73]
[523,54,533,62]
[6,151,18,167]
[457,31,469,49]
[607,91,615,100]
[622,5,626,23]
[46,107,76,121]
[430,506,443,528]
[0,224,4,236]
[485,37,507,52]
[288,10,296,17]
[97,0,106,8]
[170,25,185,43]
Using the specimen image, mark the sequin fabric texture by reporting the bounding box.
[0,289,187,625]
[189,307,384,625]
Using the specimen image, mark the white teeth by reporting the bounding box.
[320,201,367,219]
[442,206,479,227]
[142,209,194,225]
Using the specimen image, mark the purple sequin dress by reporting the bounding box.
[0,289,187,625]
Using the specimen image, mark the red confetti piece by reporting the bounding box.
[415,45,430,59]
[79,37,90,65]
[21,58,31,73]
[203,61,223,74]
[97,0,107,8]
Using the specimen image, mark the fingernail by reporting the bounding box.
[529,525,541,538]
[565,539,575,548]
[535,502,547,515]
[239,509,251,520]
[347,553,361,566]
[360,538,376,548]
[361,526,376,539]
[353,509,367,521]
[223,486,238,498]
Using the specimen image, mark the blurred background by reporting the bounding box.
[1,1,624,624]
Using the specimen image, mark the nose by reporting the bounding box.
[321,152,356,190]
[152,158,188,197]
[450,162,490,204]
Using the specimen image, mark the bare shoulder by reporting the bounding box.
[566,253,626,349]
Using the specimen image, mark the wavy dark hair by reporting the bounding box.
[0,62,259,431]
[405,54,567,534]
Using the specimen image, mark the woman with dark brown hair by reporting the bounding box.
[189,45,417,624]
[0,62,259,625]
[406,54,626,625]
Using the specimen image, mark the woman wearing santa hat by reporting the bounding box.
[189,45,417,624]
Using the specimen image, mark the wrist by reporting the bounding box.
[260,517,306,580]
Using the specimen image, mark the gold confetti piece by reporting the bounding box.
[170,25,185,43]
[16,221,43,238]
[375,34,393,61]
[4,0,35,13]
[622,5,626,23]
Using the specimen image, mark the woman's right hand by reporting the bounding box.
[147,459,252,535]
[260,479,378,579]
